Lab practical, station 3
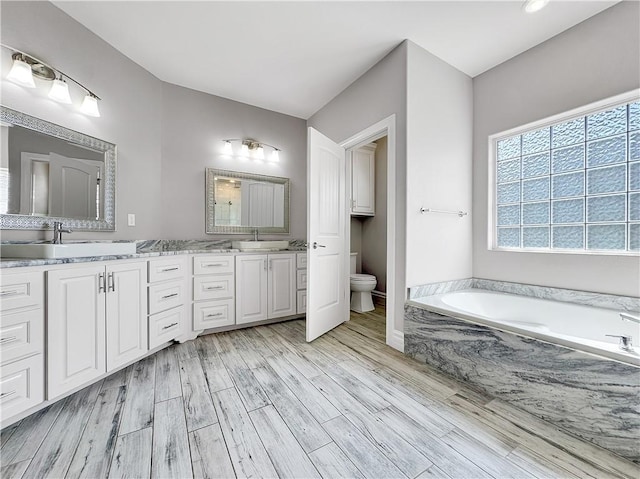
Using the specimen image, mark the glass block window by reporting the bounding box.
[494,99,640,253]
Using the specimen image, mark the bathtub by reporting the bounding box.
[404,289,640,462]
[410,289,640,367]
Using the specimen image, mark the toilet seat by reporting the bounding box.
[350,274,376,282]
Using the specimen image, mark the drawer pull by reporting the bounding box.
[162,322,178,330]
[0,390,17,399]
[0,336,18,344]
[205,285,225,291]
[203,263,225,267]
[0,290,19,296]
[206,313,223,318]
[161,267,179,272]
[161,293,178,300]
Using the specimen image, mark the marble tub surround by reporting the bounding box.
[408,278,474,299]
[404,304,640,463]
[409,278,639,313]
[135,238,307,252]
[473,278,640,313]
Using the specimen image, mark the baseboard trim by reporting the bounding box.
[388,329,404,352]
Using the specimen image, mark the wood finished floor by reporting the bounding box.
[1,305,639,479]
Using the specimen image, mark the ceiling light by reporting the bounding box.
[270,149,280,162]
[7,55,35,88]
[81,93,100,117]
[523,0,549,13]
[222,140,233,155]
[48,77,72,104]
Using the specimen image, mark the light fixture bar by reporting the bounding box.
[222,138,282,161]
[1,43,101,100]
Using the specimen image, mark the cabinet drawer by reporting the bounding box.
[0,272,44,313]
[296,269,307,290]
[1,308,44,365]
[148,280,186,315]
[193,274,234,301]
[193,255,234,275]
[297,290,307,315]
[296,252,307,269]
[148,257,187,284]
[149,306,184,349]
[0,355,44,420]
[193,299,235,330]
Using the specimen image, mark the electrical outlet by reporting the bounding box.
[127,214,136,226]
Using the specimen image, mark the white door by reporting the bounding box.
[49,152,100,219]
[47,265,106,399]
[267,253,296,319]
[235,255,268,324]
[106,262,147,371]
[306,127,348,342]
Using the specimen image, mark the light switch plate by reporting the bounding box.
[127,214,136,226]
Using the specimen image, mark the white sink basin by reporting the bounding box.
[231,240,289,251]
[0,242,137,259]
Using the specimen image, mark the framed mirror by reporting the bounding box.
[206,168,290,234]
[0,106,116,231]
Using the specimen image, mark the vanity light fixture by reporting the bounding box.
[523,0,549,13]
[2,44,101,117]
[48,76,72,104]
[222,139,282,162]
[6,54,36,88]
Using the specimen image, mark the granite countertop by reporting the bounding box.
[0,239,307,269]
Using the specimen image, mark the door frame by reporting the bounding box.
[340,114,401,351]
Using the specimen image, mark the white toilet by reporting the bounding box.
[350,253,377,313]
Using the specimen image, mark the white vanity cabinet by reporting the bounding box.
[296,252,307,315]
[350,143,376,216]
[47,261,147,399]
[0,271,45,420]
[236,253,296,325]
[147,257,188,349]
[193,255,235,330]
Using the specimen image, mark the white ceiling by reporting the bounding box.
[53,1,617,119]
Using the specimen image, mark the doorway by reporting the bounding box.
[341,115,398,350]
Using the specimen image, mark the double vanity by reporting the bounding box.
[0,241,307,428]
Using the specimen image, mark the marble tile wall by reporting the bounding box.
[408,278,639,313]
[404,304,640,463]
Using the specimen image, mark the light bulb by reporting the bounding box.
[81,94,100,117]
[270,149,280,162]
[239,143,249,157]
[48,78,72,104]
[222,140,233,155]
[7,57,35,88]
[523,0,549,13]
[255,145,265,160]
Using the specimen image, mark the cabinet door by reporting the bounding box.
[47,265,106,399]
[351,146,375,215]
[235,255,267,325]
[268,254,296,319]
[106,262,147,371]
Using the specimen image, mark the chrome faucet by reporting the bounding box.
[52,221,72,244]
[253,228,259,241]
[606,334,634,352]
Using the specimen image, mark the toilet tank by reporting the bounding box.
[350,253,357,274]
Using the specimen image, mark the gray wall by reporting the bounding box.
[361,136,388,292]
[473,2,640,297]
[160,83,306,240]
[1,1,307,242]
[309,42,407,335]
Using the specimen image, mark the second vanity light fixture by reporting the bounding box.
[2,44,101,117]
[222,139,281,162]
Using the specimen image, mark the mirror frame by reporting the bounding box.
[206,168,290,234]
[0,106,116,231]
